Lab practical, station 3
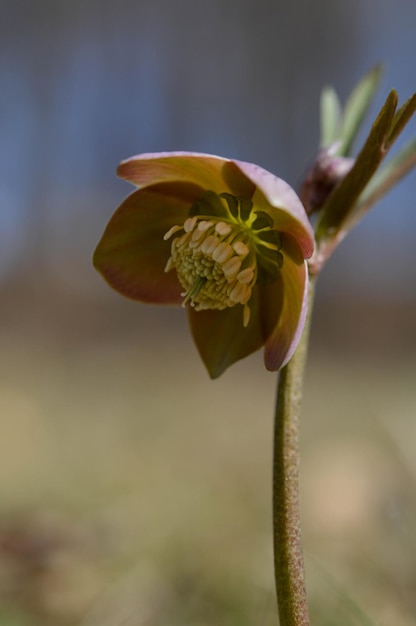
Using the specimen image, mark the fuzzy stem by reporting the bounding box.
[273,275,316,625]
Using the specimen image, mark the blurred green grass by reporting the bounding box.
[0,282,415,625]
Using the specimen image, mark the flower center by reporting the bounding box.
[163,191,284,327]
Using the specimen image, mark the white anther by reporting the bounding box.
[163,224,182,240]
[191,228,204,242]
[176,232,191,247]
[237,267,254,284]
[164,256,175,272]
[222,256,242,277]
[233,241,249,256]
[200,235,219,255]
[212,242,233,263]
[184,216,198,232]
[229,281,247,303]
[215,221,232,236]
[197,220,213,231]
[241,286,252,304]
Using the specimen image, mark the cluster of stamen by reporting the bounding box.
[163,191,283,327]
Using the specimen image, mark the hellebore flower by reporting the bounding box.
[93,152,314,378]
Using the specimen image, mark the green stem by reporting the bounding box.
[273,275,317,625]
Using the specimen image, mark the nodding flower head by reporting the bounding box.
[93,152,314,378]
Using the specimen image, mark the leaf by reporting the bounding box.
[386,92,416,148]
[339,65,383,155]
[315,89,398,242]
[320,86,342,147]
[354,137,416,219]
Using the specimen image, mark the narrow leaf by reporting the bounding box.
[353,137,416,219]
[386,92,416,148]
[320,86,342,147]
[340,65,383,155]
[316,89,398,241]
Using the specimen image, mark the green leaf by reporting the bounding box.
[386,92,416,148]
[315,89,398,241]
[339,65,383,155]
[354,137,416,219]
[320,86,342,147]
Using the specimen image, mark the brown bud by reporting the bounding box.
[300,144,354,215]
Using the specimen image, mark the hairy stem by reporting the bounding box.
[273,275,317,625]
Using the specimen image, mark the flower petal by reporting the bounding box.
[187,287,270,378]
[231,159,315,258]
[117,152,255,198]
[93,184,196,304]
[262,236,309,371]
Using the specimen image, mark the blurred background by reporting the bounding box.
[0,0,415,624]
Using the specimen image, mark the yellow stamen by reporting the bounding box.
[215,221,232,235]
[237,267,255,284]
[163,224,182,240]
[198,220,214,231]
[233,241,249,256]
[184,216,198,232]
[243,305,251,327]
[222,256,242,277]
[164,256,175,272]
[191,228,204,242]
[230,281,248,303]
[200,235,219,255]
[212,242,233,263]
[162,192,283,327]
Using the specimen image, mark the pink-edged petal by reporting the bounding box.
[117,152,255,198]
[187,287,271,378]
[262,237,309,371]
[231,159,315,258]
[93,184,195,304]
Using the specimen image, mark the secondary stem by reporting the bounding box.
[272,275,317,625]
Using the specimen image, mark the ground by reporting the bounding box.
[0,280,415,625]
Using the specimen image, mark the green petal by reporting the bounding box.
[93,184,195,304]
[263,237,308,371]
[187,289,268,378]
